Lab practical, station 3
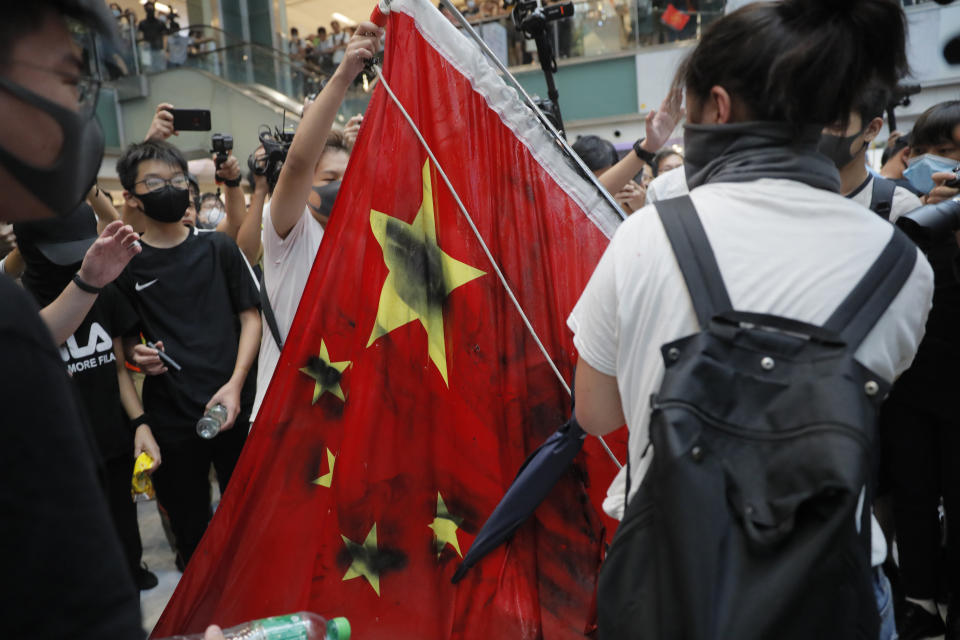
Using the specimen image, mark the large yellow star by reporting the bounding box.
[428,491,463,559]
[298,340,350,404]
[367,160,485,386]
[341,523,381,596]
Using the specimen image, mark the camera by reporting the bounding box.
[210,133,233,172]
[504,0,573,35]
[895,163,960,250]
[896,196,960,251]
[249,124,295,189]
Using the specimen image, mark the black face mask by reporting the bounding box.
[818,129,867,170]
[137,185,191,223]
[0,77,104,218]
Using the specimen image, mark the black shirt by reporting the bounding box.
[55,285,139,459]
[116,229,259,442]
[0,275,143,639]
[138,16,166,50]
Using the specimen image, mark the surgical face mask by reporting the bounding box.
[903,153,958,194]
[0,77,104,218]
[137,185,191,223]
[818,129,867,170]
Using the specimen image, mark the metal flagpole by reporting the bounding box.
[438,0,627,221]
[372,62,623,470]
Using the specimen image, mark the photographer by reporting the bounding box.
[884,99,960,638]
[250,25,381,423]
[144,102,248,240]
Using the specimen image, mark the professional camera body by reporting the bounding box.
[896,196,960,251]
[249,124,295,189]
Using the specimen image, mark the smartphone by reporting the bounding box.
[169,108,212,131]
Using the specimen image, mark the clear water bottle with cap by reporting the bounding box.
[158,612,350,640]
[196,403,228,439]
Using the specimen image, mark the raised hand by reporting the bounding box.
[645,87,684,152]
[76,220,141,288]
[145,103,177,142]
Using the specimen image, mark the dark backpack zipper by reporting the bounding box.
[651,398,870,451]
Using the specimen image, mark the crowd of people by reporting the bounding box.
[4,0,960,639]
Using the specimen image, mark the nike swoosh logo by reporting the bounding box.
[135,279,158,292]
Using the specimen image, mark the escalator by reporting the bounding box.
[96,22,373,179]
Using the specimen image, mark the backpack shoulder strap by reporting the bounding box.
[869,177,897,221]
[824,227,917,348]
[655,195,733,328]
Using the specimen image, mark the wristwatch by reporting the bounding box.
[633,138,657,165]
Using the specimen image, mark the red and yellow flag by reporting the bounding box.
[152,0,625,637]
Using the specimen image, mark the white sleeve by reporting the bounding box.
[262,203,310,265]
[888,186,924,223]
[566,234,622,376]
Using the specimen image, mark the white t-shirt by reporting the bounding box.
[645,165,688,204]
[568,179,933,561]
[847,175,923,223]
[252,203,325,419]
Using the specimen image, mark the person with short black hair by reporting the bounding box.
[116,139,262,568]
[652,148,683,176]
[572,135,619,175]
[819,83,922,221]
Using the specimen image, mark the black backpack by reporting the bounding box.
[597,195,916,640]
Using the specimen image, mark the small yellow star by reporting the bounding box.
[367,159,485,386]
[311,448,336,488]
[341,523,381,596]
[298,340,350,404]
[428,492,463,559]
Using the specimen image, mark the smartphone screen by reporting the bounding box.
[169,109,212,131]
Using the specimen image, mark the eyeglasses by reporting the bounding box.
[6,60,101,116]
[136,174,190,192]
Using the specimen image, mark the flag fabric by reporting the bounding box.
[662,3,692,31]
[151,0,626,637]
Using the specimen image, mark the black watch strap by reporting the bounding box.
[633,138,657,165]
[129,413,151,432]
[72,273,102,294]
[223,177,242,188]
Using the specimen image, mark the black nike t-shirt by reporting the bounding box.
[0,275,143,639]
[116,229,260,442]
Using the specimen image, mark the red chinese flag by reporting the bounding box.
[151,0,626,637]
[661,3,691,31]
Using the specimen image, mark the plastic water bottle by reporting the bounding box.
[196,403,228,439]
[159,612,350,640]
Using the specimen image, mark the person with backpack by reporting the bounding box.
[568,1,933,638]
[820,83,922,222]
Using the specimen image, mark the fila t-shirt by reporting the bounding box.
[116,229,260,441]
[57,286,139,459]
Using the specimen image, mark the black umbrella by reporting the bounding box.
[451,414,587,583]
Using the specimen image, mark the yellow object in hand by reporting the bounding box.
[132,452,155,499]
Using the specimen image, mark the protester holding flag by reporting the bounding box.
[250,26,382,422]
